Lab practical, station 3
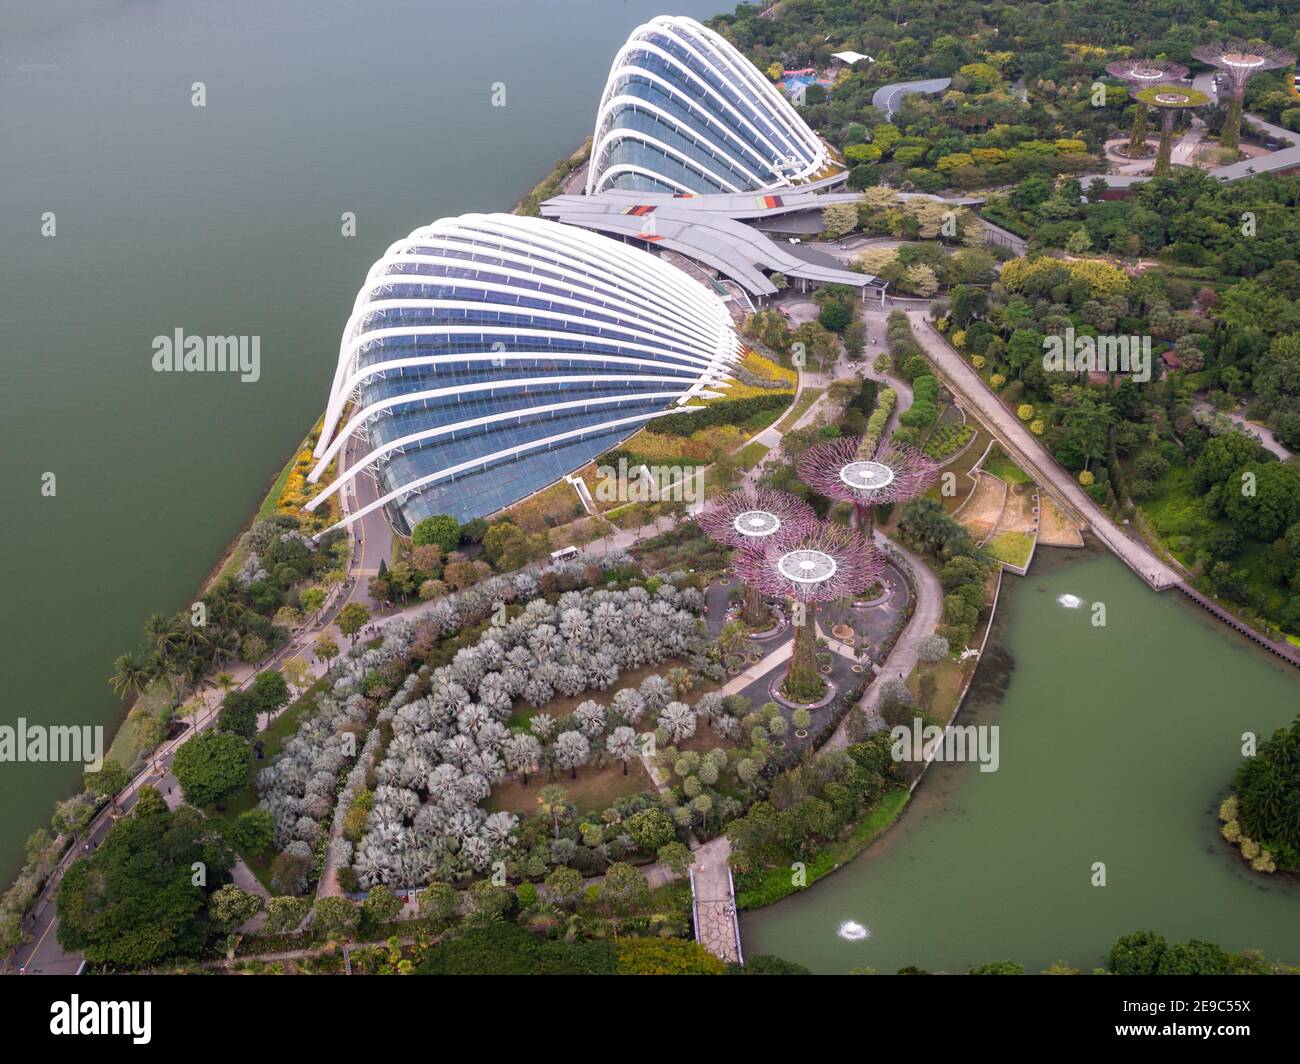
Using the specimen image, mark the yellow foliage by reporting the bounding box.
[741,348,796,386]
[1000,255,1129,299]
[277,446,338,528]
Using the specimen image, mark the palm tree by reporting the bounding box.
[502,733,542,786]
[606,727,638,775]
[659,702,698,744]
[210,629,241,671]
[109,652,154,702]
[144,612,182,658]
[157,643,196,708]
[666,666,693,699]
[536,785,571,839]
[553,731,591,780]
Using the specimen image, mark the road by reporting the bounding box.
[1194,401,1293,461]
[872,77,952,119]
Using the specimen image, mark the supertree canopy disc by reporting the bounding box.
[736,520,884,702]
[798,435,939,510]
[840,460,897,492]
[696,488,818,549]
[1105,59,1189,84]
[1131,83,1211,109]
[736,521,883,605]
[778,548,839,585]
[1192,41,1294,89]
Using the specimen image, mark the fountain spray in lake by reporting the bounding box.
[837,921,870,941]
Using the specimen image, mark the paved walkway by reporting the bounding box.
[689,836,740,964]
[825,535,943,749]
[906,312,1181,589]
[1194,401,1293,461]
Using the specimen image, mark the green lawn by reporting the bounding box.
[986,530,1035,568]
[735,788,911,910]
[737,440,770,470]
[105,682,175,773]
[1137,460,1293,622]
[257,447,300,521]
[984,448,1031,486]
[775,387,822,433]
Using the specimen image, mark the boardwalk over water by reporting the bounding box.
[689,838,743,965]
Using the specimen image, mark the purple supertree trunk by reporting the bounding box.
[696,489,817,627]
[798,435,939,538]
[734,521,884,702]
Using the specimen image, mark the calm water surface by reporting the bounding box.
[742,549,1300,973]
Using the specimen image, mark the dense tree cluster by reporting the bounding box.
[346,580,708,888]
[709,0,1292,192]
[56,788,234,968]
[1230,715,1300,871]
[255,551,641,893]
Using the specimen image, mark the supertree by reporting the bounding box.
[1193,42,1295,152]
[1130,82,1211,176]
[798,435,939,538]
[1105,60,1189,156]
[695,489,817,628]
[734,521,883,703]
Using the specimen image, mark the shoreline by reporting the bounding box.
[737,541,1008,912]
[1,134,606,936]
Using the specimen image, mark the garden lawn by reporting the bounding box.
[105,681,176,773]
[737,440,770,470]
[984,449,1031,485]
[986,530,1035,568]
[486,758,655,817]
[905,656,967,724]
[735,788,911,909]
[775,387,822,432]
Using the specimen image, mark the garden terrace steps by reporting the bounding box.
[905,312,1180,590]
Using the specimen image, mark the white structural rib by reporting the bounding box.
[311,212,741,531]
[332,408,704,531]
[317,212,730,443]
[310,388,723,510]
[587,15,830,195]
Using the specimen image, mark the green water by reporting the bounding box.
[742,548,1300,973]
[0,0,723,880]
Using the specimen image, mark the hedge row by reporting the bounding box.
[651,393,792,436]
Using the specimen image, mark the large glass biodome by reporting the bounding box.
[587,15,831,195]
[308,213,739,533]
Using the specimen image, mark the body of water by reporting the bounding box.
[0,0,723,880]
[742,548,1300,973]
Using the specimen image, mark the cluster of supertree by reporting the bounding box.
[797,436,939,537]
[695,438,938,703]
[1193,41,1295,152]
[1130,82,1212,176]
[1105,60,1188,157]
[695,488,817,628]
